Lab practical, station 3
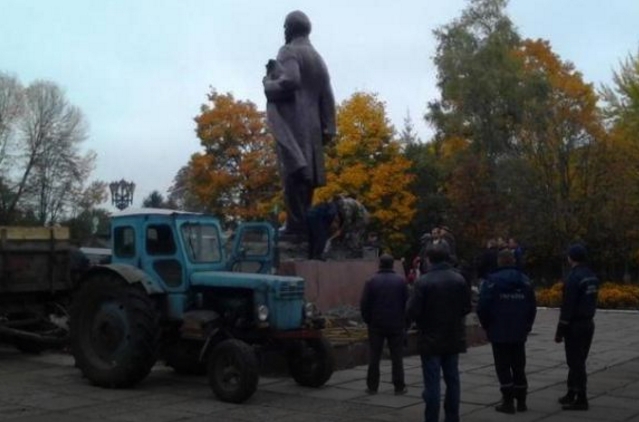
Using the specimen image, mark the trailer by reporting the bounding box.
[0,226,76,353]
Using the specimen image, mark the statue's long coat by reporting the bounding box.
[264,36,335,187]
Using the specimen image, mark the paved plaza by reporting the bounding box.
[2,309,639,421]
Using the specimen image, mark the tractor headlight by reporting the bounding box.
[256,305,269,322]
[304,302,318,319]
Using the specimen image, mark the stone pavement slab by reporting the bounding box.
[2,308,639,422]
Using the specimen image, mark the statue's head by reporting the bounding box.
[284,10,311,44]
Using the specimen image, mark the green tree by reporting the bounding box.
[168,165,206,212]
[425,0,524,253]
[598,50,639,278]
[142,190,176,209]
[427,0,523,158]
[602,49,639,136]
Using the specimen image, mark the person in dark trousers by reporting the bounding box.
[306,200,337,259]
[360,254,408,395]
[477,249,537,414]
[477,238,499,280]
[555,243,599,411]
[407,242,471,422]
[508,237,525,269]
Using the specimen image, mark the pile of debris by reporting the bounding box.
[322,305,368,345]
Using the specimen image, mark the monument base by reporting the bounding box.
[270,259,486,371]
[277,258,402,312]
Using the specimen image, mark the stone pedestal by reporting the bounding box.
[277,259,403,312]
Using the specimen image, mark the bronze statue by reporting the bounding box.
[263,10,336,238]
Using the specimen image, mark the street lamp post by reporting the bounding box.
[109,179,135,211]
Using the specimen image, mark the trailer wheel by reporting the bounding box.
[70,275,160,388]
[288,336,334,387]
[207,339,259,403]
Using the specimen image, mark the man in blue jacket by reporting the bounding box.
[360,254,408,395]
[477,249,537,414]
[555,243,599,410]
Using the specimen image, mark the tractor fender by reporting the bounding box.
[80,263,164,295]
[199,326,230,362]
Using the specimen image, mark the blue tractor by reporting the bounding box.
[69,209,333,403]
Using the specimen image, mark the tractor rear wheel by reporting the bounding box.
[70,274,160,388]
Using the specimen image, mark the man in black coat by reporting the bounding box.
[407,242,471,422]
[555,244,599,410]
[263,10,336,237]
[360,254,408,395]
[477,249,537,413]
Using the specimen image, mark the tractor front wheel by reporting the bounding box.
[288,336,334,387]
[207,339,259,403]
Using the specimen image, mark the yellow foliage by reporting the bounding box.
[189,91,280,223]
[440,136,470,160]
[315,92,416,252]
[536,282,639,309]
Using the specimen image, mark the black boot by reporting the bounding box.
[495,388,516,414]
[558,390,576,405]
[515,388,527,412]
[562,392,588,410]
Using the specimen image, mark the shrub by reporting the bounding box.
[536,282,639,309]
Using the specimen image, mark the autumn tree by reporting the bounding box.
[506,40,606,273]
[0,77,95,225]
[426,1,614,278]
[188,91,279,225]
[316,92,415,254]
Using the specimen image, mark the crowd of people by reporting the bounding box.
[360,239,599,422]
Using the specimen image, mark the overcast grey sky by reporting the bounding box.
[2,0,638,208]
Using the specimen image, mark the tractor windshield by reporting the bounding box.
[180,223,222,263]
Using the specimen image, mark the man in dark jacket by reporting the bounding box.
[360,254,408,395]
[477,249,537,414]
[555,244,599,410]
[407,242,471,422]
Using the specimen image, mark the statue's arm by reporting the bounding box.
[263,48,300,99]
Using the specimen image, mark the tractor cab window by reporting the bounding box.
[146,224,176,255]
[114,226,135,258]
[181,223,222,263]
[238,227,270,257]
